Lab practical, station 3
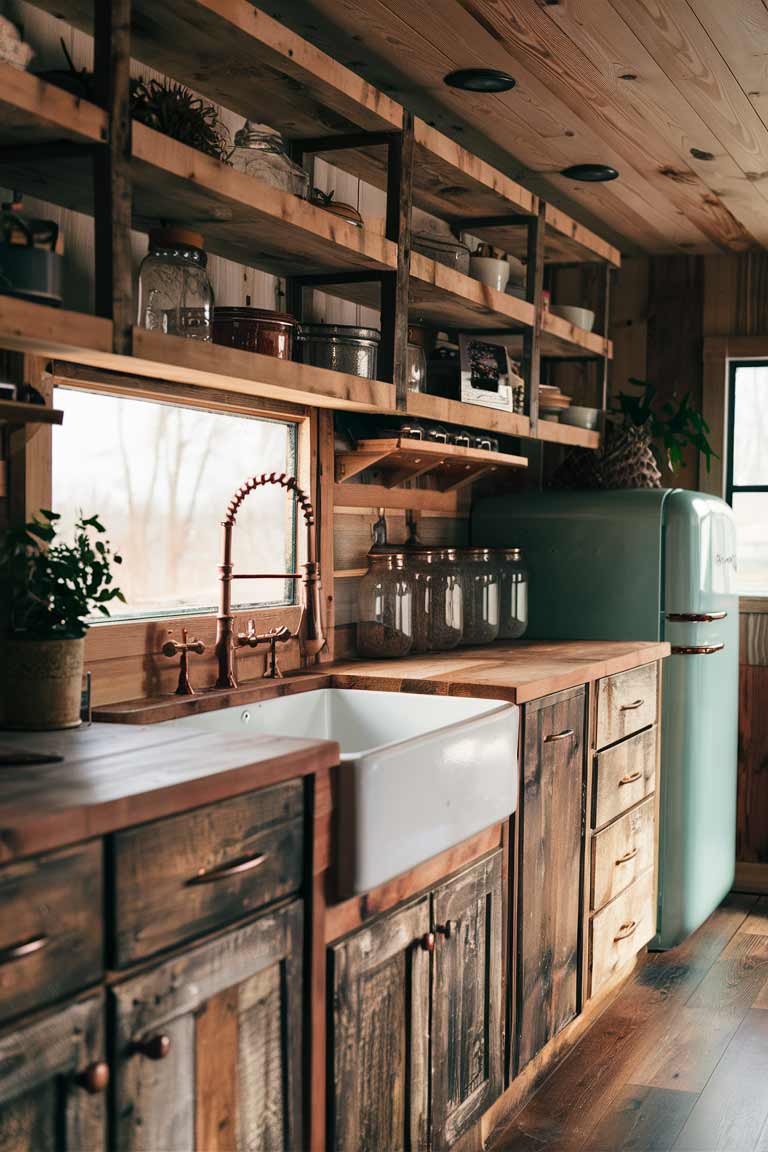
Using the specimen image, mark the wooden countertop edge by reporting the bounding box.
[0,734,339,865]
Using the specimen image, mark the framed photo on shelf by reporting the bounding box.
[458,334,525,413]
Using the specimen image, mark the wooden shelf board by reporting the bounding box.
[336,436,527,490]
[0,63,106,149]
[332,482,460,515]
[536,420,601,449]
[470,203,622,267]
[0,296,113,361]
[29,0,402,140]
[501,312,612,360]
[406,392,530,439]
[0,399,63,428]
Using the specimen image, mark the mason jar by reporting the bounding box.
[407,549,436,654]
[356,552,413,658]
[459,547,500,645]
[137,228,214,341]
[497,547,528,639]
[431,547,464,650]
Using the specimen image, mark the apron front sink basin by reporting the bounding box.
[166,688,519,895]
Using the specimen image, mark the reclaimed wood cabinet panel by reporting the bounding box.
[593,726,657,830]
[112,780,303,965]
[517,686,586,1072]
[595,663,658,750]
[0,994,106,1151]
[591,796,655,912]
[590,869,656,995]
[111,901,303,1152]
[431,851,503,1150]
[330,896,431,1152]
[0,841,102,1026]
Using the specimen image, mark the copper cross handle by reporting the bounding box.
[162,628,206,696]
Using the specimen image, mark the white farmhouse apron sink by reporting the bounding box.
[165,688,519,895]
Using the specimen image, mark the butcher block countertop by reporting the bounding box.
[330,639,670,704]
[0,721,338,864]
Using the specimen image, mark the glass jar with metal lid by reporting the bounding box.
[459,547,500,645]
[407,548,464,653]
[137,228,214,341]
[229,122,310,199]
[297,324,380,380]
[496,547,528,639]
[357,552,413,659]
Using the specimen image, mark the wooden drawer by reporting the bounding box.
[112,780,304,966]
[0,841,103,1025]
[590,869,656,995]
[593,726,656,830]
[591,796,655,912]
[595,663,658,749]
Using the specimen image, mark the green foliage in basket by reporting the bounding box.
[130,77,231,161]
[0,510,124,639]
[613,378,718,473]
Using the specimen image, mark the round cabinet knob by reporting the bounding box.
[76,1061,110,1094]
[134,1034,171,1061]
[436,920,455,939]
[420,932,436,953]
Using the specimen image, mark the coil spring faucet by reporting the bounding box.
[215,473,325,688]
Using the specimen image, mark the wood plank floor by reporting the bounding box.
[489,894,768,1152]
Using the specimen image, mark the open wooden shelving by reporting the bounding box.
[0,60,106,148]
[335,437,527,491]
[537,419,600,450]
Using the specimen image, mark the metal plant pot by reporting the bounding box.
[2,636,85,730]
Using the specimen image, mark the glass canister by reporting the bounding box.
[137,228,214,340]
[357,552,413,659]
[432,547,464,650]
[497,547,528,639]
[407,325,429,393]
[229,122,310,199]
[408,549,437,654]
[459,547,500,645]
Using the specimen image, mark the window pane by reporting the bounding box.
[732,493,768,594]
[733,364,768,486]
[53,388,297,621]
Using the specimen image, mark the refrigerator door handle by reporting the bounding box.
[670,643,725,656]
[666,611,727,623]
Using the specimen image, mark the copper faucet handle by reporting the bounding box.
[162,629,205,657]
[187,636,206,655]
[161,630,182,658]
[268,625,293,645]
[236,619,259,648]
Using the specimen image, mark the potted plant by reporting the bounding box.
[0,510,124,730]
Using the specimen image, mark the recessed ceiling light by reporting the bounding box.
[444,68,517,93]
[561,163,619,182]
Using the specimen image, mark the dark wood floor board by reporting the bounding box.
[583,1085,698,1152]
[671,1009,768,1151]
[628,1007,742,1094]
[684,933,768,1017]
[488,897,758,1152]
[741,896,768,937]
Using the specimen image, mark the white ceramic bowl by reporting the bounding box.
[469,256,510,293]
[559,405,600,430]
[550,305,595,332]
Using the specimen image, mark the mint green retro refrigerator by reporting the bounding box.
[472,489,739,949]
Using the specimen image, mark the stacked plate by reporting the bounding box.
[538,385,572,422]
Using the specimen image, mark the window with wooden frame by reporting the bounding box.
[726,359,768,595]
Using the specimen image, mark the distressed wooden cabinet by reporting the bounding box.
[516,686,586,1073]
[0,994,107,1152]
[111,901,303,1152]
[330,851,504,1151]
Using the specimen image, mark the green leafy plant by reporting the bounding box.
[612,379,718,473]
[130,77,231,161]
[0,510,124,639]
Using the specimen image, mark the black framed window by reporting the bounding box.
[727,360,768,594]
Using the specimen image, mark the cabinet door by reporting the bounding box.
[517,686,585,1072]
[112,901,302,1152]
[330,896,431,1152]
[431,851,504,1150]
[0,994,106,1152]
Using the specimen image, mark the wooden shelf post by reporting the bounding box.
[523,202,545,435]
[93,0,133,355]
[379,111,414,411]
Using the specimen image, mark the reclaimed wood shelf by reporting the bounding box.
[536,420,601,450]
[504,311,612,361]
[0,399,64,432]
[335,437,527,491]
[29,0,402,141]
[406,392,530,439]
[0,62,106,148]
[476,203,621,267]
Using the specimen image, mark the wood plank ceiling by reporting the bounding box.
[271,0,768,254]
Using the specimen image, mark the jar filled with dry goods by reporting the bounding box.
[459,547,500,645]
[137,228,214,341]
[432,548,464,650]
[497,547,528,639]
[357,552,413,659]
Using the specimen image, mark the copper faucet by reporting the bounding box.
[162,628,206,695]
[215,473,325,688]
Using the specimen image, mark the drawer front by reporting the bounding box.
[0,841,103,1025]
[593,726,657,830]
[113,780,304,965]
[591,796,655,912]
[595,663,658,749]
[590,869,656,995]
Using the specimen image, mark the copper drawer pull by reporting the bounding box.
[616,848,638,865]
[186,852,267,886]
[0,935,48,964]
[671,643,724,656]
[420,932,436,953]
[613,919,638,943]
[619,699,644,711]
[618,771,643,787]
[76,1061,110,1094]
[545,729,575,743]
[666,611,727,623]
[134,1034,171,1061]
